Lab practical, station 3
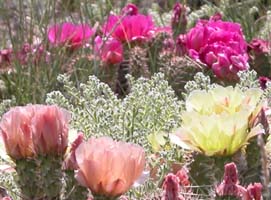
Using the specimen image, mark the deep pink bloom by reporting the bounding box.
[182,16,249,80]
[48,22,94,49]
[248,38,270,54]
[94,36,123,64]
[246,183,262,200]
[0,105,70,159]
[121,3,138,16]
[259,76,270,90]
[102,14,154,43]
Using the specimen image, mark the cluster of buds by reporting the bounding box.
[162,167,191,200]
[216,162,262,200]
[0,44,50,73]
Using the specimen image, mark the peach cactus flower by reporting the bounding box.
[31,105,70,155]
[0,106,35,159]
[0,105,70,159]
[75,137,145,197]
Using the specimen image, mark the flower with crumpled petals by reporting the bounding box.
[181,15,249,80]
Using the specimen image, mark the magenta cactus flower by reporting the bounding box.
[48,22,94,49]
[102,14,154,43]
[180,15,249,80]
[94,36,123,64]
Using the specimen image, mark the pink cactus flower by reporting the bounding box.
[248,38,270,54]
[94,36,123,64]
[31,105,70,155]
[48,22,94,49]
[102,14,155,43]
[75,136,145,197]
[63,131,84,170]
[121,3,138,16]
[181,15,249,80]
[0,105,70,159]
[0,106,36,159]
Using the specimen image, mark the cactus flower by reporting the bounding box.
[94,36,123,64]
[75,136,145,197]
[102,14,154,43]
[0,105,70,159]
[181,15,249,80]
[48,22,94,49]
[170,86,264,156]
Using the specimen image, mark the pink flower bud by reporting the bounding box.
[247,183,262,200]
[162,173,185,200]
[63,132,84,170]
[121,3,138,16]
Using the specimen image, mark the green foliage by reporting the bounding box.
[46,73,182,151]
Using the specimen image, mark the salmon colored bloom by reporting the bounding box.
[75,137,145,197]
[48,22,94,49]
[0,105,70,159]
[0,106,35,159]
[31,105,70,155]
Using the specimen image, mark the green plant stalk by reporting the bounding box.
[64,170,89,200]
[15,155,63,200]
